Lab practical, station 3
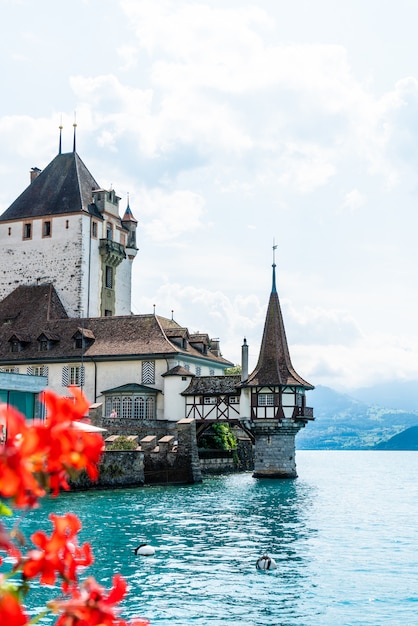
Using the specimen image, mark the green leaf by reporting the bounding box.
[0,501,13,516]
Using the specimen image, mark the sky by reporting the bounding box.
[2,0,418,392]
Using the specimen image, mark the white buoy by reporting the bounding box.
[134,543,156,556]
[256,554,277,570]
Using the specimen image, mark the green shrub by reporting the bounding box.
[106,436,138,451]
[199,423,237,451]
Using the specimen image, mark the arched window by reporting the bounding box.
[133,397,145,420]
[146,397,154,419]
[122,397,132,419]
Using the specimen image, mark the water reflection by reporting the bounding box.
[15,472,320,625]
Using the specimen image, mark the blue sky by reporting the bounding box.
[1,0,418,391]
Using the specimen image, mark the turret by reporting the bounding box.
[121,199,138,260]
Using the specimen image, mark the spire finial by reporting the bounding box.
[127,191,130,208]
[59,115,63,155]
[73,111,77,153]
[272,239,277,294]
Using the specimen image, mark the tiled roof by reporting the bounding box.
[0,152,103,221]
[101,383,158,394]
[245,267,314,389]
[182,375,241,396]
[162,365,194,377]
[0,285,232,366]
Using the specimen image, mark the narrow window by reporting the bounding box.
[23,223,32,240]
[92,221,98,238]
[105,266,113,289]
[69,366,80,386]
[106,223,113,240]
[8,227,11,236]
[122,397,132,419]
[42,220,51,237]
[66,220,69,229]
[145,397,154,419]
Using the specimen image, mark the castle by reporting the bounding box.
[0,132,314,478]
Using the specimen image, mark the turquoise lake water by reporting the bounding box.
[9,451,418,625]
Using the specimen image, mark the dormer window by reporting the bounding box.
[8,334,30,352]
[72,328,95,351]
[75,337,83,349]
[37,332,59,352]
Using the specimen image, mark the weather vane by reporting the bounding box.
[272,239,278,265]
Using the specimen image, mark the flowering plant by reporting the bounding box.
[0,387,149,625]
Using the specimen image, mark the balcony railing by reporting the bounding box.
[295,406,314,419]
[99,239,126,265]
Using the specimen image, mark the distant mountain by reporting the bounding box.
[374,426,418,450]
[346,380,418,412]
[296,385,418,450]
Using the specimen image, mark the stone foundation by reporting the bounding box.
[251,419,304,478]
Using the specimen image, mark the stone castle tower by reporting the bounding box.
[0,136,138,318]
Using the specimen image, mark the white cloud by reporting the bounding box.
[339,189,365,213]
[139,188,206,241]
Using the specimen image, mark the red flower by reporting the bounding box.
[21,513,93,591]
[0,404,45,507]
[0,388,104,507]
[0,589,28,626]
[49,574,149,625]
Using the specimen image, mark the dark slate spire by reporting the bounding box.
[246,256,314,389]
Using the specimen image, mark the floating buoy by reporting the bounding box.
[134,543,156,556]
[256,554,277,570]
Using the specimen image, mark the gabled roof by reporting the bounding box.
[245,264,314,389]
[162,365,194,377]
[0,285,232,367]
[0,152,102,221]
[101,383,158,394]
[182,375,241,396]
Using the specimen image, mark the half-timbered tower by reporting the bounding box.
[0,135,138,318]
[241,259,314,478]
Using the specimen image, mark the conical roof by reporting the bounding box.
[122,204,138,223]
[245,264,314,389]
[0,152,102,221]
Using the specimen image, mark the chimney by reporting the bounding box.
[241,337,248,382]
[30,167,42,183]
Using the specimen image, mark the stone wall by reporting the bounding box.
[251,419,303,478]
[71,449,144,490]
[87,407,202,486]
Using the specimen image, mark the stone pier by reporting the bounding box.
[251,419,305,478]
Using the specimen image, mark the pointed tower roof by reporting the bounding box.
[245,261,314,389]
[0,152,102,222]
[122,202,138,223]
